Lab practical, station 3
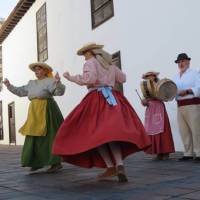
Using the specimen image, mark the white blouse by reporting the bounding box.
[7,78,65,100]
[173,68,200,100]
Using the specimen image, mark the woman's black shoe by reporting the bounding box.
[178,156,193,161]
[193,157,200,163]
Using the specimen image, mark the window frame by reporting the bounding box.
[91,0,114,29]
[0,45,2,65]
[0,45,2,91]
[36,3,48,62]
[112,51,124,93]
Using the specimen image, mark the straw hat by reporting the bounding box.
[77,42,104,55]
[29,62,53,72]
[142,71,160,79]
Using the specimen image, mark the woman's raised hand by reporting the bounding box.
[2,78,10,87]
[63,71,71,80]
[55,72,60,82]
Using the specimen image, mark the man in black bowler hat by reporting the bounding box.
[173,53,200,162]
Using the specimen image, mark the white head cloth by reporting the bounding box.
[91,49,113,70]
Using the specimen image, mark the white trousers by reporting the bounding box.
[178,104,200,157]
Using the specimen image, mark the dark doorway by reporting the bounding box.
[0,101,3,140]
[8,102,16,144]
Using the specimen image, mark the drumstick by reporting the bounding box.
[135,89,143,101]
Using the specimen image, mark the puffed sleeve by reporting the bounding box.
[47,79,66,96]
[7,82,29,97]
[191,72,200,97]
[114,65,126,83]
[68,62,97,86]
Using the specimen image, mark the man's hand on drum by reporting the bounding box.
[141,99,149,106]
[178,89,193,97]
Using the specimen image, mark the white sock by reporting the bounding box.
[109,142,123,166]
[98,145,114,168]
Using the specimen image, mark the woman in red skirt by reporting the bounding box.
[53,43,151,182]
[141,71,175,160]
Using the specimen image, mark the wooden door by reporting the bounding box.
[0,101,3,140]
[8,102,16,144]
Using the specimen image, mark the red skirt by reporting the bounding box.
[145,105,175,154]
[52,90,151,168]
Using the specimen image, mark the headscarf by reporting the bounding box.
[91,49,113,70]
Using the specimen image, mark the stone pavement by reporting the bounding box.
[0,145,200,200]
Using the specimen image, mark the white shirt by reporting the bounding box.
[173,68,200,100]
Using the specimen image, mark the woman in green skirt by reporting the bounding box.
[3,62,65,172]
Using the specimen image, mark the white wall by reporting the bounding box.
[0,0,45,145]
[1,0,200,150]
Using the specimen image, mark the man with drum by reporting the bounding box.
[173,53,200,162]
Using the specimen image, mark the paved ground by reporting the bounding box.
[0,145,200,200]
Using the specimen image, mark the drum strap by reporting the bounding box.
[143,81,151,97]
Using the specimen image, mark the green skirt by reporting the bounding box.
[21,98,64,168]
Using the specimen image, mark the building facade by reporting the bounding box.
[0,18,4,140]
[0,0,200,150]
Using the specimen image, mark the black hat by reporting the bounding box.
[175,53,191,63]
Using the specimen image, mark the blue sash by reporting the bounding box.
[97,87,117,106]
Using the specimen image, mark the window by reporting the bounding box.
[91,0,114,29]
[0,46,2,64]
[112,51,123,93]
[0,46,2,91]
[36,3,48,62]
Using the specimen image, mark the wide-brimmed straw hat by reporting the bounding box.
[77,42,104,55]
[142,71,160,79]
[29,62,53,72]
